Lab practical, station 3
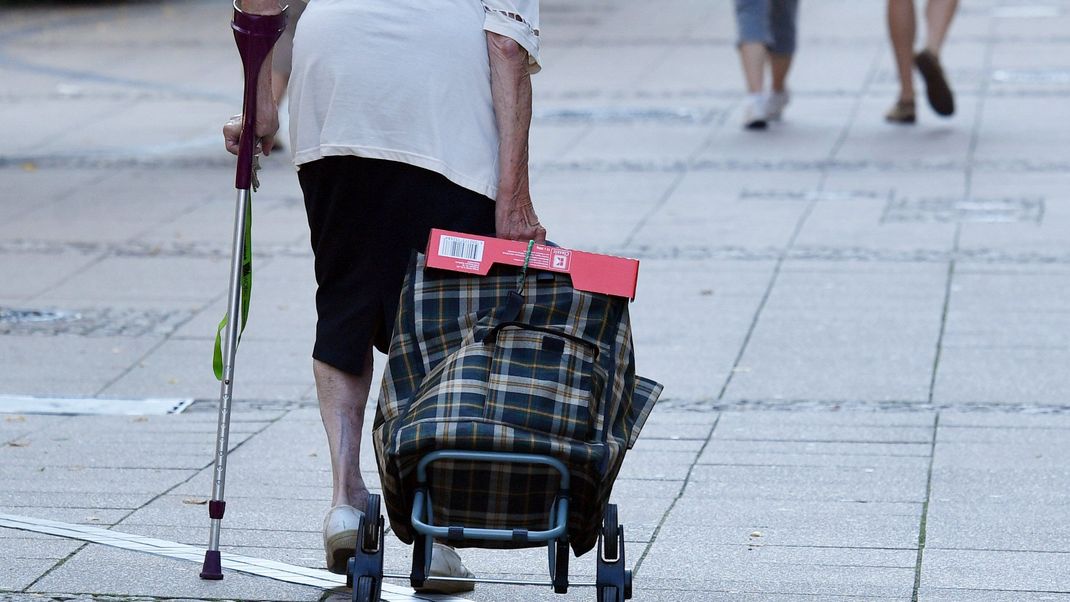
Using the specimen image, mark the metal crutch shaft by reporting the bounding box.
[200,3,287,581]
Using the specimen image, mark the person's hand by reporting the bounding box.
[223,108,278,157]
[495,190,547,244]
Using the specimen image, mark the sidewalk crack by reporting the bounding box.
[911,412,941,602]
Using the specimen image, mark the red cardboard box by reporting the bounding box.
[426,229,640,300]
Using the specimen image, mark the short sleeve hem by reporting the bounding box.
[482,7,541,74]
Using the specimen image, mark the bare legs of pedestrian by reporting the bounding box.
[738,43,793,129]
[886,0,958,123]
[315,355,372,510]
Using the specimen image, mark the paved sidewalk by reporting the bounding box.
[3,0,1070,600]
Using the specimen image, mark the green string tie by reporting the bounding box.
[516,239,535,294]
[212,192,253,381]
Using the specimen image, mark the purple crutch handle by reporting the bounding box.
[231,3,288,190]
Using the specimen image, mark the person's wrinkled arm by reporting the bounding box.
[223,0,283,156]
[487,32,546,243]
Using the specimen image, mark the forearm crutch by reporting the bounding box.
[200,2,287,581]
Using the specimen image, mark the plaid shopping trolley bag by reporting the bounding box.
[372,251,662,556]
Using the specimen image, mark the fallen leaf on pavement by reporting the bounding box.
[183,498,209,505]
[4,415,26,423]
[6,441,29,447]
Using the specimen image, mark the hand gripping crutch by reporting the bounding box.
[200,2,287,581]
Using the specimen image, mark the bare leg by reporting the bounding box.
[770,52,793,93]
[888,0,917,103]
[314,355,372,509]
[738,42,768,94]
[924,0,959,55]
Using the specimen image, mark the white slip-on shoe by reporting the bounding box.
[413,543,476,594]
[323,505,363,575]
[766,90,790,121]
[743,93,769,130]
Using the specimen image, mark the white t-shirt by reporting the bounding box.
[288,0,541,201]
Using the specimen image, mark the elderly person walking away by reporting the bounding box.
[885,0,959,123]
[734,0,799,130]
[225,0,546,593]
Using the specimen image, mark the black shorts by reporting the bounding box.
[299,156,496,375]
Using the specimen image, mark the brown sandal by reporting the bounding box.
[885,99,916,124]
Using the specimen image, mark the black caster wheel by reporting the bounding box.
[362,494,381,552]
[602,504,619,561]
[600,585,619,602]
[353,575,379,602]
[349,495,384,600]
[596,504,626,602]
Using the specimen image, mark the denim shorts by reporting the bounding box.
[735,0,799,55]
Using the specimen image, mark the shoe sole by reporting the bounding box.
[325,531,357,575]
[915,52,954,116]
[414,581,477,595]
[885,115,916,124]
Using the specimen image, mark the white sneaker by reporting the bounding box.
[323,505,362,574]
[743,93,768,130]
[766,90,790,121]
[414,543,476,594]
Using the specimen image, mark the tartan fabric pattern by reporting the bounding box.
[374,253,662,555]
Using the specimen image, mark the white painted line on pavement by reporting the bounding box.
[0,513,469,602]
[0,395,193,416]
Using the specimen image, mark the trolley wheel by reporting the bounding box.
[362,494,381,552]
[602,504,619,561]
[345,557,354,589]
[624,569,633,599]
[600,585,619,602]
[353,576,378,602]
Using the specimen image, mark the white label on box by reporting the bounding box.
[438,235,485,262]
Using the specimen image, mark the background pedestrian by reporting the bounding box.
[886,0,959,123]
[733,0,800,130]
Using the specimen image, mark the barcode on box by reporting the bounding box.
[438,235,484,262]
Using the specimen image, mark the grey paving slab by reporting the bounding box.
[0,558,59,592]
[37,256,227,306]
[0,253,101,301]
[27,545,322,601]
[701,438,933,459]
[0,335,163,399]
[4,536,83,560]
[98,337,314,401]
[940,412,1070,428]
[0,492,156,510]
[0,507,129,527]
[933,441,1070,469]
[2,465,198,495]
[714,415,935,442]
[928,467,1070,506]
[921,548,1070,593]
[664,497,920,549]
[638,542,917,599]
[121,523,320,553]
[685,464,930,503]
[921,589,1070,602]
[925,502,1070,552]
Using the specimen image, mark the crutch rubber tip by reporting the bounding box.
[200,550,223,580]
